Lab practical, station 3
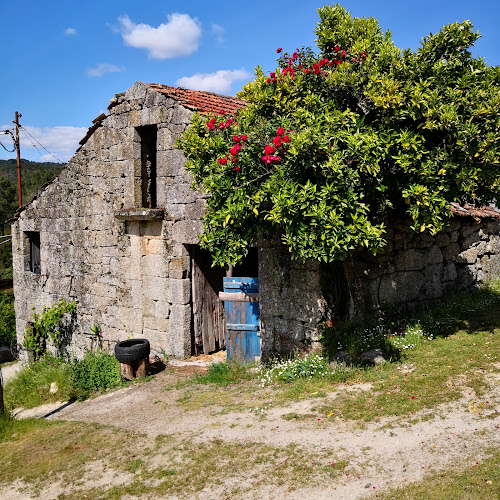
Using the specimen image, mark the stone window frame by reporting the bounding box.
[135,125,158,209]
[24,231,41,274]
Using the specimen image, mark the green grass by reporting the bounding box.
[4,356,75,410]
[377,448,500,500]
[4,352,124,410]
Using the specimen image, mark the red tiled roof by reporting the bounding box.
[147,83,246,115]
[450,202,500,220]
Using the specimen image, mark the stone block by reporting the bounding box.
[423,264,443,300]
[170,278,191,305]
[142,276,169,301]
[141,253,167,277]
[460,222,481,239]
[171,220,203,244]
[155,300,171,318]
[442,242,460,261]
[169,256,190,279]
[435,232,451,248]
[442,261,457,282]
[143,316,169,332]
[142,237,165,255]
[169,303,192,357]
[377,271,425,304]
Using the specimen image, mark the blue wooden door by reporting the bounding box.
[221,277,260,363]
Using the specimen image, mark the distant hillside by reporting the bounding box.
[0,159,66,278]
[0,159,64,184]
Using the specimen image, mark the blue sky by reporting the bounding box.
[1,0,499,163]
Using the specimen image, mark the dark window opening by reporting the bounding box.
[232,247,259,277]
[137,125,157,208]
[27,231,41,274]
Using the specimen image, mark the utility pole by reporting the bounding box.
[14,112,22,207]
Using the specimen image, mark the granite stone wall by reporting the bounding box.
[256,216,500,358]
[12,82,200,362]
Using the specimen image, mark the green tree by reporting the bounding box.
[179,4,499,269]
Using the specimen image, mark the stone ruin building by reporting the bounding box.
[10,81,500,361]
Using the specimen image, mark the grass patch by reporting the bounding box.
[4,352,124,410]
[4,356,75,410]
[192,360,256,387]
[377,448,500,499]
[0,414,349,499]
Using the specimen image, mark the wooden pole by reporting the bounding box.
[0,365,4,414]
[14,112,22,207]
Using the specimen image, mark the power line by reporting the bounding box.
[19,125,64,163]
[0,130,15,153]
[0,140,15,153]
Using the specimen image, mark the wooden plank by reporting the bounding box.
[219,292,259,302]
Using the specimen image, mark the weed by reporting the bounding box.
[69,351,121,401]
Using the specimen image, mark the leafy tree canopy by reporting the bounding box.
[179,4,500,267]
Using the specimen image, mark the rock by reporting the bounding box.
[50,382,58,394]
[329,350,352,366]
[359,349,387,365]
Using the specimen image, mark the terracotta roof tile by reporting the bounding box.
[147,83,246,115]
[450,202,500,220]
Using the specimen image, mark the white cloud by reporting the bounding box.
[116,13,201,59]
[176,69,251,94]
[0,125,87,163]
[211,24,225,46]
[64,27,77,36]
[86,63,125,77]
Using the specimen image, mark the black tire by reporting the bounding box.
[114,339,150,362]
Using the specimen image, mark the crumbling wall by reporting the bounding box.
[12,82,198,361]
[343,216,500,320]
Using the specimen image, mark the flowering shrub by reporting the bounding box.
[179,4,500,272]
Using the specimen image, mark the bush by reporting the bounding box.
[69,351,121,401]
[0,291,16,348]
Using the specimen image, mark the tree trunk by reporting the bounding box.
[343,254,368,323]
[0,365,4,414]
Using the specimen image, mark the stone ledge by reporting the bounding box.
[114,209,165,221]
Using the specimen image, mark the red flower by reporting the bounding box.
[234,166,241,172]
[266,78,272,83]
[229,145,241,156]
[217,158,227,165]
[233,135,240,142]
[264,145,275,155]
[270,72,276,78]
[210,117,217,124]
[231,157,238,163]
[241,134,248,141]
[273,136,282,147]
[334,46,340,52]
[277,127,285,136]
[282,135,290,143]
[219,109,225,115]
[340,50,346,58]
[277,48,282,53]
[219,122,224,130]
